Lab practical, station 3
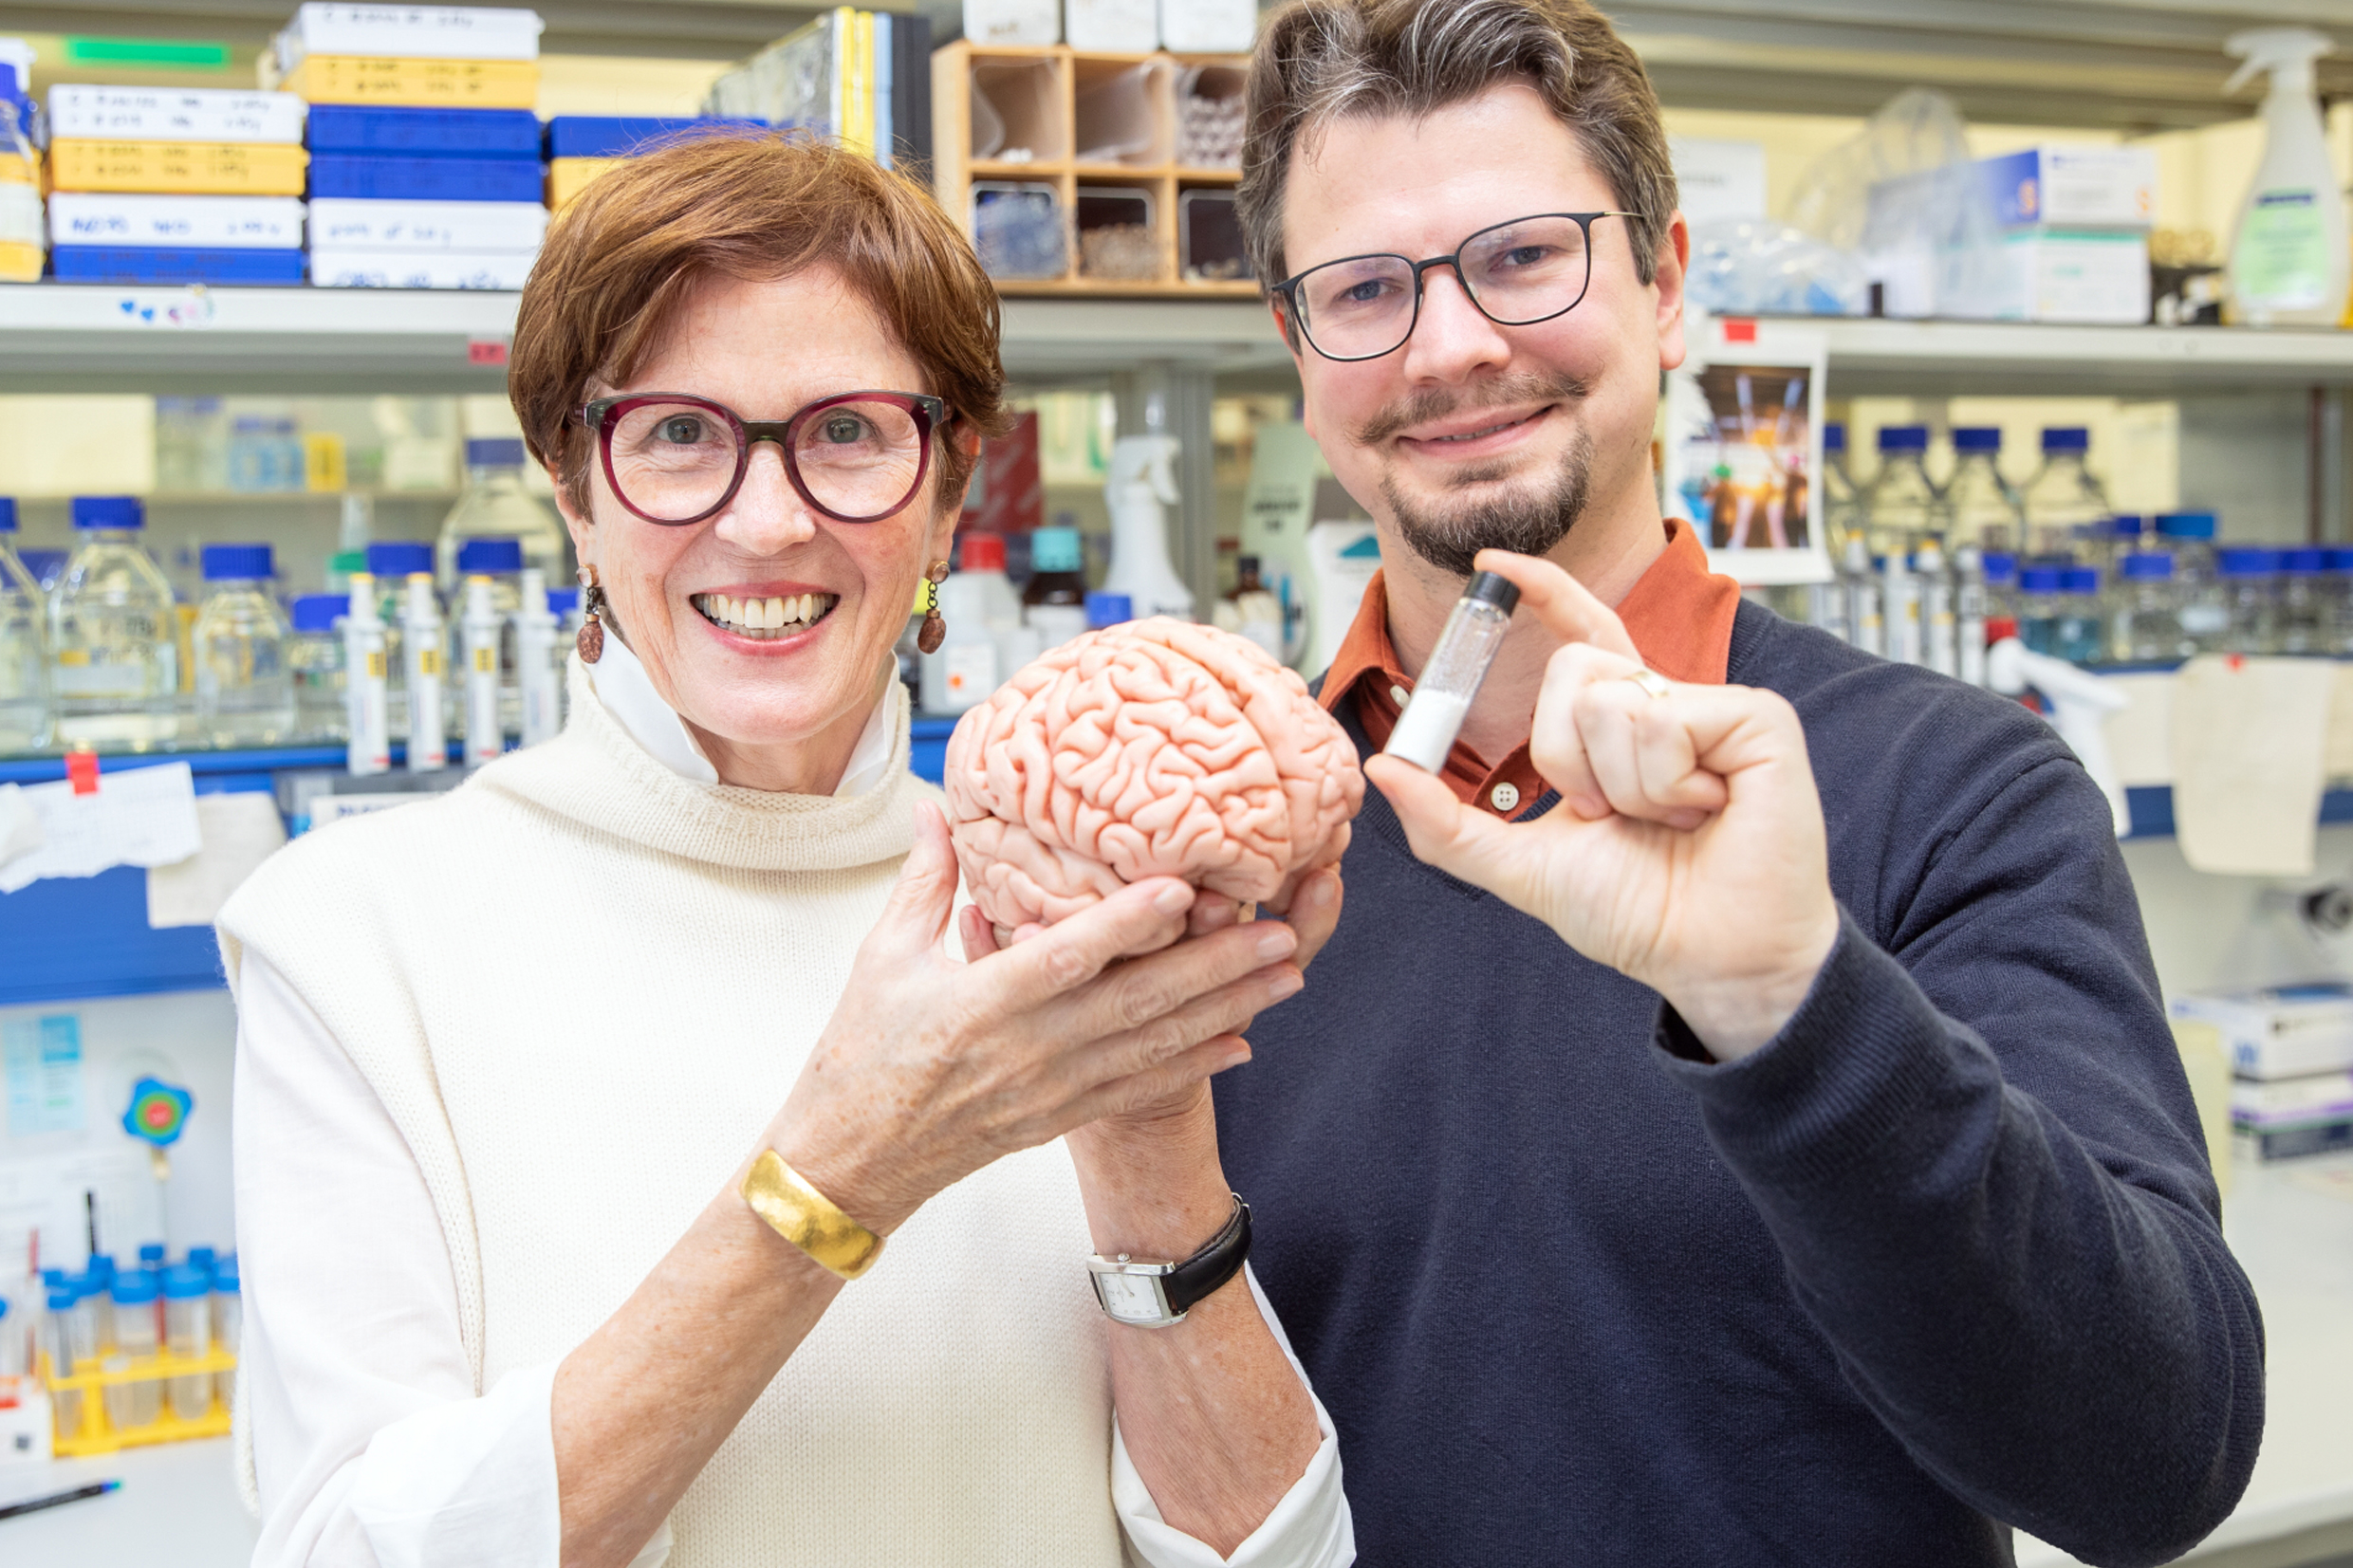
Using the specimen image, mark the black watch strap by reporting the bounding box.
[1162,1195,1251,1317]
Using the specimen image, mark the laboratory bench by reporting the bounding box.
[1,1153,2346,1563]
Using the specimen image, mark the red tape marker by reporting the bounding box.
[65,750,100,795]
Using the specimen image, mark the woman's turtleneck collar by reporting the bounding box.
[584,626,897,799]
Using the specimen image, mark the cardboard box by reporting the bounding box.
[1976,145,2158,229]
[48,86,306,145]
[2175,983,2353,1080]
[48,193,306,249]
[2001,229,2150,323]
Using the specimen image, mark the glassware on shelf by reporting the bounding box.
[2111,553,2187,663]
[287,594,350,742]
[2020,427,2111,559]
[2218,547,2280,654]
[2276,547,2329,655]
[435,440,565,590]
[51,496,178,747]
[0,496,54,751]
[227,415,306,493]
[363,541,435,736]
[193,544,296,747]
[1943,427,2023,550]
[1861,425,1947,554]
[2054,566,2104,665]
[154,397,229,492]
[2158,512,2228,652]
[2015,566,2065,656]
[2329,548,2353,656]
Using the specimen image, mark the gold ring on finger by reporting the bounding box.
[1625,668,1672,700]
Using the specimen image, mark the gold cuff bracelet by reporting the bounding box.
[740,1150,884,1281]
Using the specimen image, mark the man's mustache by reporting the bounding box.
[1351,371,1594,448]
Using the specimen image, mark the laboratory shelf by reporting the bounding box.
[0,744,345,792]
[2125,785,2353,841]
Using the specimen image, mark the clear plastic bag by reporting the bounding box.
[1686,218,1870,316]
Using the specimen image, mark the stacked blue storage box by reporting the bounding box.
[305,104,547,289]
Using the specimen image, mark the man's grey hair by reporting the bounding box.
[1236,0,1679,340]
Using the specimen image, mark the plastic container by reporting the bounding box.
[2219,547,2280,654]
[1861,425,1946,553]
[402,573,449,769]
[1023,526,1090,651]
[228,415,305,492]
[2157,512,2228,651]
[2111,552,2185,663]
[2276,546,2329,655]
[193,544,297,747]
[922,537,1021,715]
[1386,573,1521,773]
[1820,423,1860,549]
[1943,427,2023,551]
[1880,552,1920,665]
[162,1264,213,1422]
[1980,549,2018,628]
[972,182,1065,280]
[105,1270,160,1430]
[52,496,179,746]
[1075,186,1158,282]
[2055,567,2104,665]
[0,496,53,750]
[212,1255,240,1413]
[364,541,435,733]
[287,594,351,741]
[436,440,565,590]
[2020,428,2111,558]
[1178,189,1249,283]
[1914,541,1955,676]
[1953,545,1988,687]
[456,535,525,730]
[516,568,564,747]
[2016,566,2065,656]
[1841,536,1883,656]
[1085,591,1133,630]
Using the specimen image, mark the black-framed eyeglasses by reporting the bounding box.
[1272,212,1642,363]
[580,390,949,526]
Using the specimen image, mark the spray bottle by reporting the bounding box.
[402,574,446,771]
[515,568,562,747]
[2222,28,2349,328]
[461,576,503,765]
[1101,434,1195,621]
[343,572,391,776]
[1987,636,2130,836]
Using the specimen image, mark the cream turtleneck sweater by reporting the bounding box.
[217,655,1349,1568]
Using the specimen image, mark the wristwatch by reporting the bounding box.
[1086,1194,1251,1329]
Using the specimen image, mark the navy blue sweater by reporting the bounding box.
[1217,600,2263,1567]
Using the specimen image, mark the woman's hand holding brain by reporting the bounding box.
[944,618,1365,935]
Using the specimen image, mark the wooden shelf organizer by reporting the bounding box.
[931,42,1258,299]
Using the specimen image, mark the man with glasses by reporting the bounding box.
[1214,2,2262,1563]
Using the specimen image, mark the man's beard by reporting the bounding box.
[1357,372,1596,578]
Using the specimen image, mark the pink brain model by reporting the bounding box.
[943,618,1365,932]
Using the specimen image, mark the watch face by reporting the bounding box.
[1093,1270,1169,1323]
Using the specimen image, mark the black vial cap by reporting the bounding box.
[1464,571,1521,615]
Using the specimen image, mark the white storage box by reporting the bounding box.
[308,197,545,251]
[964,0,1059,47]
[1065,0,1157,51]
[310,247,536,289]
[280,3,544,63]
[1975,146,2158,230]
[1160,0,1255,51]
[2001,229,2150,323]
[49,194,306,249]
[48,86,306,144]
[2175,983,2353,1080]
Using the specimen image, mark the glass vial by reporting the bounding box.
[1384,571,1520,773]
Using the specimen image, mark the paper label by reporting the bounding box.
[0,762,201,894]
[4,1014,85,1134]
[2237,192,2331,309]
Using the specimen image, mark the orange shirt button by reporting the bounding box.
[1491,781,1522,813]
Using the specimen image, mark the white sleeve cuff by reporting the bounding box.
[1111,1267,1355,1568]
[346,1361,675,1568]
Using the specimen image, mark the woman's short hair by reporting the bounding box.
[1237,0,1678,331]
[510,132,1010,518]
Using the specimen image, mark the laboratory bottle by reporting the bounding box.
[83,1254,116,1355]
[2019,429,2111,559]
[162,1263,213,1421]
[1387,572,1520,773]
[1085,592,1134,630]
[516,569,564,747]
[461,576,506,764]
[364,540,434,734]
[1943,428,2024,551]
[287,595,350,742]
[2112,552,2187,664]
[343,574,391,775]
[2015,567,2065,656]
[2275,547,2328,655]
[1223,556,1288,661]
[1842,537,1883,657]
[456,536,525,730]
[1979,550,2019,625]
[43,1288,84,1435]
[920,567,1004,716]
[436,437,566,589]
[1952,545,1988,687]
[403,573,449,769]
[192,544,296,747]
[1805,572,1851,644]
[2328,548,2353,656]
[1914,542,1956,677]
[212,1254,240,1413]
[1861,425,1947,554]
[2106,515,2148,568]
[547,587,582,731]
[0,496,52,750]
[2219,548,2280,654]
[1023,526,1092,651]
[108,1269,161,1430]
[50,495,178,747]
[1880,553,1920,666]
[1820,422,1861,549]
[2054,568,2105,665]
[2221,28,2351,327]
[2157,513,2228,652]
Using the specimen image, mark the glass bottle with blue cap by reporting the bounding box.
[0,495,52,750]
[194,543,295,747]
[51,495,176,746]
[436,437,565,588]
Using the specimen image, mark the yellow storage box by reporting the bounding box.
[285,56,538,109]
[51,140,309,195]
[546,157,623,210]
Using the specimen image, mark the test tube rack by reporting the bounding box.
[931,41,1255,297]
[40,1345,237,1456]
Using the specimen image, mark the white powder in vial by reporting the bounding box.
[1384,689,1472,774]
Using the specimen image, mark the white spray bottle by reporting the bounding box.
[461,575,503,765]
[1101,434,1195,621]
[343,571,391,776]
[2222,28,2349,328]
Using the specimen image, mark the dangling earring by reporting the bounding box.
[576,563,607,664]
[917,560,950,654]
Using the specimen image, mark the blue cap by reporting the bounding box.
[1953,426,2002,452]
[41,1269,64,1289]
[2018,567,2065,595]
[2282,547,2326,575]
[202,544,274,581]
[1980,550,2017,584]
[1823,423,1845,453]
[2326,548,2353,573]
[0,497,15,532]
[291,593,349,633]
[47,1289,76,1313]
[2109,515,2146,542]
[1877,424,1929,453]
[456,537,524,574]
[137,1243,165,1265]
[162,1264,212,1300]
[188,1245,217,1272]
[1084,591,1133,629]
[2218,547,2278,577]
[87,1253,116,1281]
[213,1255,240,1294]
[2041,427,2090,453]
[72,496,143,530]
[2061,567,2100,594]
[545,586,580,616]
[1030,526,1083,573]
[365,542,434,578]
[2121,551,2175,581]
[466,437,527,469]
[19,549,65,588]
[112,1270,159,1306]
[2155,511,2215,540]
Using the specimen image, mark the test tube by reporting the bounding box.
[42,1288,84,1436]
[164,1264,213,1421]
[213,1254,241,1413]
[1383,572,1521,773]
[106,1270,160,1430]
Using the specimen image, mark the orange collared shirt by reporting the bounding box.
[1320,518,1743,818]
